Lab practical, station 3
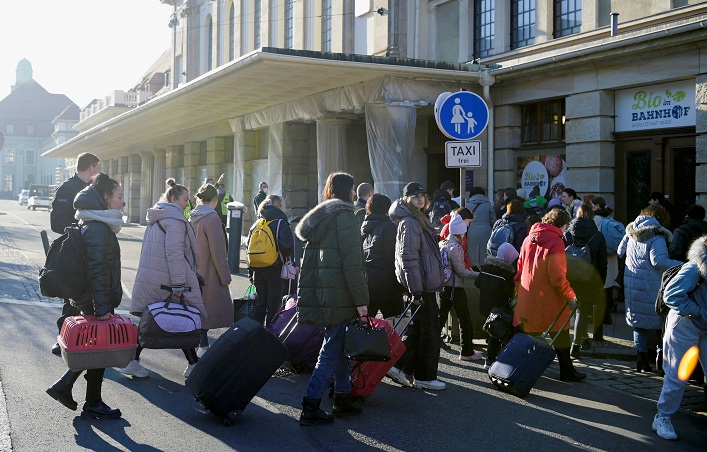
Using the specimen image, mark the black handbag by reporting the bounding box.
[482,303,515,343]
[344,317,391,362]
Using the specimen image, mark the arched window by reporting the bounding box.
[241,0,248,54]
[229,2,235,60]
[207,16,213,71]
[322,0,332,52]
[254,0,261,48]
[284,0,294,49]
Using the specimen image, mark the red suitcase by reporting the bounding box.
[350,303,420,400]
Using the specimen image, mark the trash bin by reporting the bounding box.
[227,201,246,274]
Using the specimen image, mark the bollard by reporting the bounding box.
[226,201,246,274]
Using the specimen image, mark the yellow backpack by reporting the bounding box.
[247,219,280,267]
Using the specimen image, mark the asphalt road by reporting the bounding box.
[0,199,705,451]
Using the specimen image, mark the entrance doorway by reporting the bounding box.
[615,128,696,225]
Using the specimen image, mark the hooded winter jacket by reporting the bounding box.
[71,186,122,317]
[253,204,294,259]
[618,215,682,330]
[466,193,496,267]
[361,213,403,304]
[389,199,444,295]
[669,217,707,262]
[189,203,232,329]
[514,222,576,333]
[440,235,478,288]
[296,199,369,326]
[664,237,707,332]
[131,202,206,316]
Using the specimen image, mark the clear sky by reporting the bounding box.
[0,1,172,109]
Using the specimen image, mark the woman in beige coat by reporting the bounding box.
[116,178,207,379]
[189,183,233,357]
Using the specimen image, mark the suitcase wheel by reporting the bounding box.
[223,411,242,426]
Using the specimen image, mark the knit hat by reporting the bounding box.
[496,242,519,264]
[449,214,468,235]
[548,197,562,209]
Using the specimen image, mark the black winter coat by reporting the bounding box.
[564,217,608,303]
[474,257,516,316]
[361,213,404,308]
[51,175,89,233]
[71,187,122,317]
[669,218,707,262]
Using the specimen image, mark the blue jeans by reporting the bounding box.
[305,322,351,399]
[633,327,662,353]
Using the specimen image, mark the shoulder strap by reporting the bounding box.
[157,220,166,234]
[471,203,481,213]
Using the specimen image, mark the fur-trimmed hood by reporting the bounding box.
[295,199,354,242]
[687,235,707,279]
[482,256,516,275]
[626,215,673,244]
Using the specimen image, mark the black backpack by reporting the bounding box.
[655,263,703,316]
[429,199,452,230]
[565,233,596,282]
[38,225,87,299]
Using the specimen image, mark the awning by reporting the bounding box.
[43,48,483,159]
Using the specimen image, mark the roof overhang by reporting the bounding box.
[43,48,482,159]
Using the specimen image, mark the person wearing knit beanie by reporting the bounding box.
[496,242,519,264]
[449,214,468,236]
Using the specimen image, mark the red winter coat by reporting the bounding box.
[439,214,473,269]
[513,222,576,333]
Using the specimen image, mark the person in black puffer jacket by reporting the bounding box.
[46,173,125,420]
[669,204,707,262]
[361,194,404,318]
[564,204,608,357]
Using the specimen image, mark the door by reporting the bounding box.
[615,130,696,225]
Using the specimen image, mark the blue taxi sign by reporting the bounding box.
[434,91,489,140]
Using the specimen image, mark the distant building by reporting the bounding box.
[0,59,78,198]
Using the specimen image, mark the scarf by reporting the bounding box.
[75,209,124,233]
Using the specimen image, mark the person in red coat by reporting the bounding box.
[514,208,586,382]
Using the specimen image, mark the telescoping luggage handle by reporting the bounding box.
[392,298,423,337]
[539,301,578,347]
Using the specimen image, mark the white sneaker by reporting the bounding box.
[413,379,446,391]
[196,346,209,358]
[184,363,196,378]
[115,360,149,378]
[652,413,677,440]
[386,366,412,387]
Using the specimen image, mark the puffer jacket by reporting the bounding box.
[466,194,496,267]
[514,222,576,333]
[618,215,682,330]
[669,217,707,262]
[131,202,206,316]
[389,199,444,295]
[474,257,516,316]
[296,199,369,327]
[71,186,122,317]
[440,235,477,288]
[189,203,232,329]
[361,213,403,303]
[664,237,707,332]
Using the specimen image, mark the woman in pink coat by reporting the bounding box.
[514,208,585,382]
[189,183,233,357]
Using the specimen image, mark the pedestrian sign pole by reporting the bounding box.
[434,91,490,207]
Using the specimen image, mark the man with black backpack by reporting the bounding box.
[49,152,101,356]
[652,235,707,440]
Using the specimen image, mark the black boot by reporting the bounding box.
[299,397,334,426]
[80,369,121,420]
[656,350,664,376]
[637,352,653,372]
[46,370,83,411]
[332,393,363,417]
[557,348,586,382]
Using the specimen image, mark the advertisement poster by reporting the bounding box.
[517,154,567,200]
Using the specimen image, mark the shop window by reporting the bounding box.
[521,99,565,145]
[511,0,536,49]
[474,0,494,58]
[4,149,14,164]
[26,150,35,165]
[3,175,13,192]
[553,0,582,38]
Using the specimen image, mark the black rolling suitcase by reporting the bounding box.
[186,317,288,425]
[488,302,577,398]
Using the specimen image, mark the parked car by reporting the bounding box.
[18,189,29,205]
[27,184,53,211]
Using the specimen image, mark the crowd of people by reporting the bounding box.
[44,155,705,440]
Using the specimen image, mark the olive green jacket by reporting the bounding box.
[295,199,369,326]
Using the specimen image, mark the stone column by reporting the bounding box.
[268,124,284,197]
[165,145,183,181]
[182,142,201,194]
[565,90,616,206]
[206,136,228,185]
[493,105,521,191]
[127,154,142,224]
[152,149,167,206]
[316,118,350,201]
[229,118,246,204]
[281,123,312,216]
[696,74,707,207]
[139,153,155,225]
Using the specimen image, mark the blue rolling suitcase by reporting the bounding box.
[186,317,288,425]
[488,302,577,398]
